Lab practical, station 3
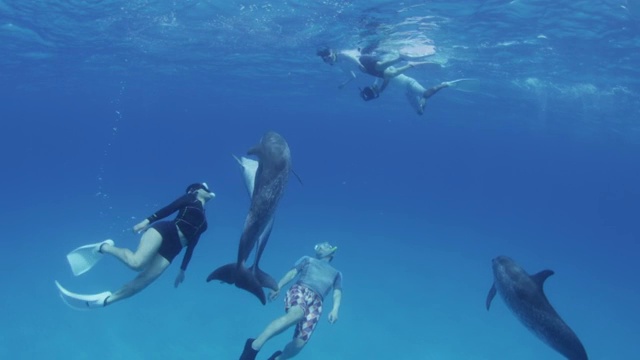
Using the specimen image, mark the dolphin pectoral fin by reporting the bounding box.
[532,269,555,288]
[253,265,278,291]
[486,283,497,310]
[236,266,267,305]
[206,263,238,284]
[291,168,304,186]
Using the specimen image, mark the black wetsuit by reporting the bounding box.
[358,55,385,78]
[146,193,208,270]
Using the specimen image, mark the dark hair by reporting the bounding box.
[316,46,331,57]
[360,86,379,101]
[185,183,208,193]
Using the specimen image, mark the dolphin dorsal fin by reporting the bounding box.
[532,269,554,288]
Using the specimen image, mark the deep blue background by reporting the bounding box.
[1,1,639,359]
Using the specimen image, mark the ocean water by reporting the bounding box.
[1,1,639,359]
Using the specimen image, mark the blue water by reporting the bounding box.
[1,1,639,359]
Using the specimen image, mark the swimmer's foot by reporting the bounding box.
[240,338,259,360]
[417,98,426,115]
[97,239,115,254]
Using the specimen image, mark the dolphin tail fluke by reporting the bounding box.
[253,265,278,291]
[206,263,268,304]
[236,265,267,305]
[206,263,238,284]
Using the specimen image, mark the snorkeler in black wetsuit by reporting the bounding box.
[316,45,429,102]
[146,183,209,270]
[97,182,216,307]
[318,45,466,114]
[358,55,387,78]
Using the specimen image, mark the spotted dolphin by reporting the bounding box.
[486,256,588,360]
[207,131,291,305]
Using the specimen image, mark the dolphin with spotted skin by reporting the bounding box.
[207,131,291,305]
[486,256,588,360]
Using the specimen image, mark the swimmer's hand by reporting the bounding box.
[133,219,150,233]
[174,270,185,288]
[268,288,280,301]
[328,309,339,324]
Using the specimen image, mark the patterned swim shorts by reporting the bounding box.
[285,283,323,342]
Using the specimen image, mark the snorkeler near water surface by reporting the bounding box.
[317,45,475,115]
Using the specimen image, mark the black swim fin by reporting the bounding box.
[239,338,259,360]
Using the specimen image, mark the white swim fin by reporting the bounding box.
[66,239,114,276]
[55,281,112,310]
[443,78,480,93]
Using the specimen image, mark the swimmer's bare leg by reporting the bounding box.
[376,55,403,69]
[423,82,450,100]
[417,82,451,115]
[383,61,435,79]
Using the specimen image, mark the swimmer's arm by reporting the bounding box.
[133,195,190,233]
[179,237,199,272]
[133,219,150,233]
[332,289,342,311]
[338,70,356,89]
[341,50,364,70]
[367,78,387,96]
[174,240,196,287]
[268,268,298,301]
[174,269,185,288]
[378,79,390,93]
[328,289,342,324]
[146,194,192,224]
[277,268,298,290]
[336,51,362,88]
